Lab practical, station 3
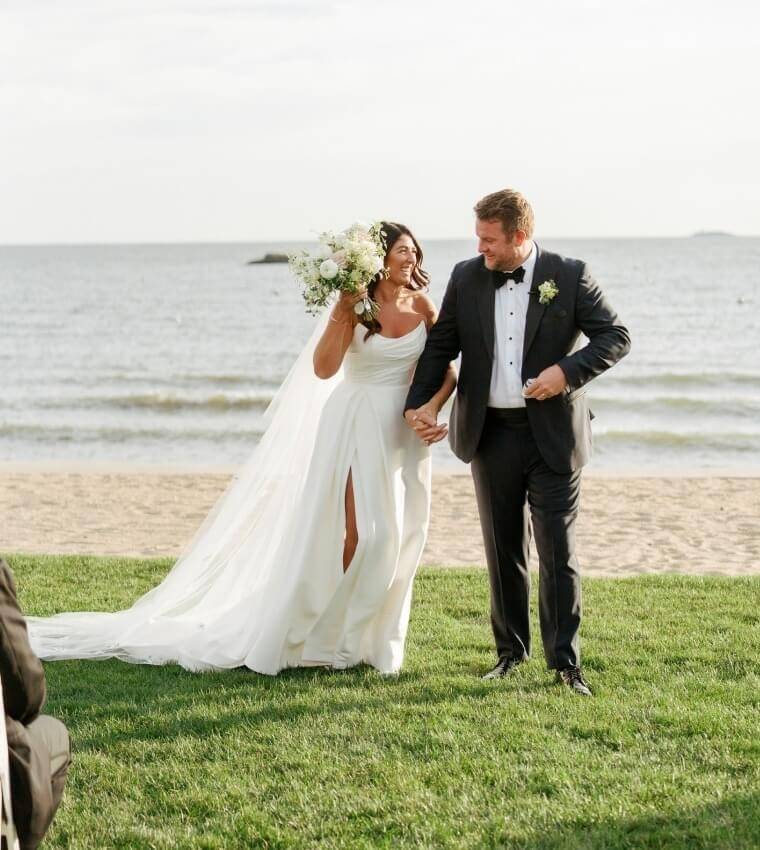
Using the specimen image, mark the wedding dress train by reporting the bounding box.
[27,318,431,675]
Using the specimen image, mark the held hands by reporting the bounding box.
[522,365,568,401]
[404,403,448,446]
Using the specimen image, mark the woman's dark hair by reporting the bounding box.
[361,221,430,340]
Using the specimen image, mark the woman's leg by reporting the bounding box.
[343,469,358,573]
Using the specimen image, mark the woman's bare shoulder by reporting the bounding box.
[409,290,437,326]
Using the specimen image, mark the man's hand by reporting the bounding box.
[404,403,448,445]
[523,365,568,401]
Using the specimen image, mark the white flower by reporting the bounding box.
[319,259,339,280]
[315,243,333,260]
[537,280,559,305]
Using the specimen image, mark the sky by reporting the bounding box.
[1,0,758,243]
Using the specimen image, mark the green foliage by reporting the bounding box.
[6,554,759,849]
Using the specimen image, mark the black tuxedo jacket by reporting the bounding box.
[405,245,631,473]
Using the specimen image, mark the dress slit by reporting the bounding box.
[343,465,358,574]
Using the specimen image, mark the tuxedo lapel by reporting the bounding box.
[476,259,496,360]
[523,244,549,359]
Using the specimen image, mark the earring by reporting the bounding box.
[383,267,391,279]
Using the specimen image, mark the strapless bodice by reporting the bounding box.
[342,321,427,387]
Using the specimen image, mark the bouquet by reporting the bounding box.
[289,221,386,322]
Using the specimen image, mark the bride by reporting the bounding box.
[27,222,456,675]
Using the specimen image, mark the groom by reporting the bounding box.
[404,189,630,695]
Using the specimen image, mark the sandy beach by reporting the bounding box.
[1,468,758,577]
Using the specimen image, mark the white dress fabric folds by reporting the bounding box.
[27,318,431,675]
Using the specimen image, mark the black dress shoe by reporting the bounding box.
[481,656,524,680]
[556,666,592,696]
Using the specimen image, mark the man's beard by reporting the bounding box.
[486,257,509,271]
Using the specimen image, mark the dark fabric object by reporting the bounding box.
[7,716,70,850]
[404,246,631,472]
[470,413,582,669]
[1,559,71,850]
[0,564,45,725]
[6,717,54,850]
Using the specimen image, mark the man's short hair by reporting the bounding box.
[474,189,534,238]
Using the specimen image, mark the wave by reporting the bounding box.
[172,373,271,386]
[595,429,760,450]
[35,373,283,390]
[0,423,267,442]
[19,389,760,418]
[605,371,760,389]
[36,391,276,413]
[588,395,760,417]
[7,422,757,453]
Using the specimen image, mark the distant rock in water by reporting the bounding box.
[691,230,734,238]
[246,252,290,265]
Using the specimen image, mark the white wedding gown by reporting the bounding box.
[27,318,431,675]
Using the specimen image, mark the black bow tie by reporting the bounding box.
[493,266,525,289]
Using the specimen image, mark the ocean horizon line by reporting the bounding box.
[2,233,758,249]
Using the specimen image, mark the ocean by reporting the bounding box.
[2,237,759,474]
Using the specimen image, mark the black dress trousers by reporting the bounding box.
[470,408,582,670]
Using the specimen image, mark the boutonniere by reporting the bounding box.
[536,279,559,305]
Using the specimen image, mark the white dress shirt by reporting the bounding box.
[488,242,537,408]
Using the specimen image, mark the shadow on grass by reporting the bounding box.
[504,791,760,850]
[43,646,604,768]
[48,658,548,750]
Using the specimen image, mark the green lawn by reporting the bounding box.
[7,554,760,850]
